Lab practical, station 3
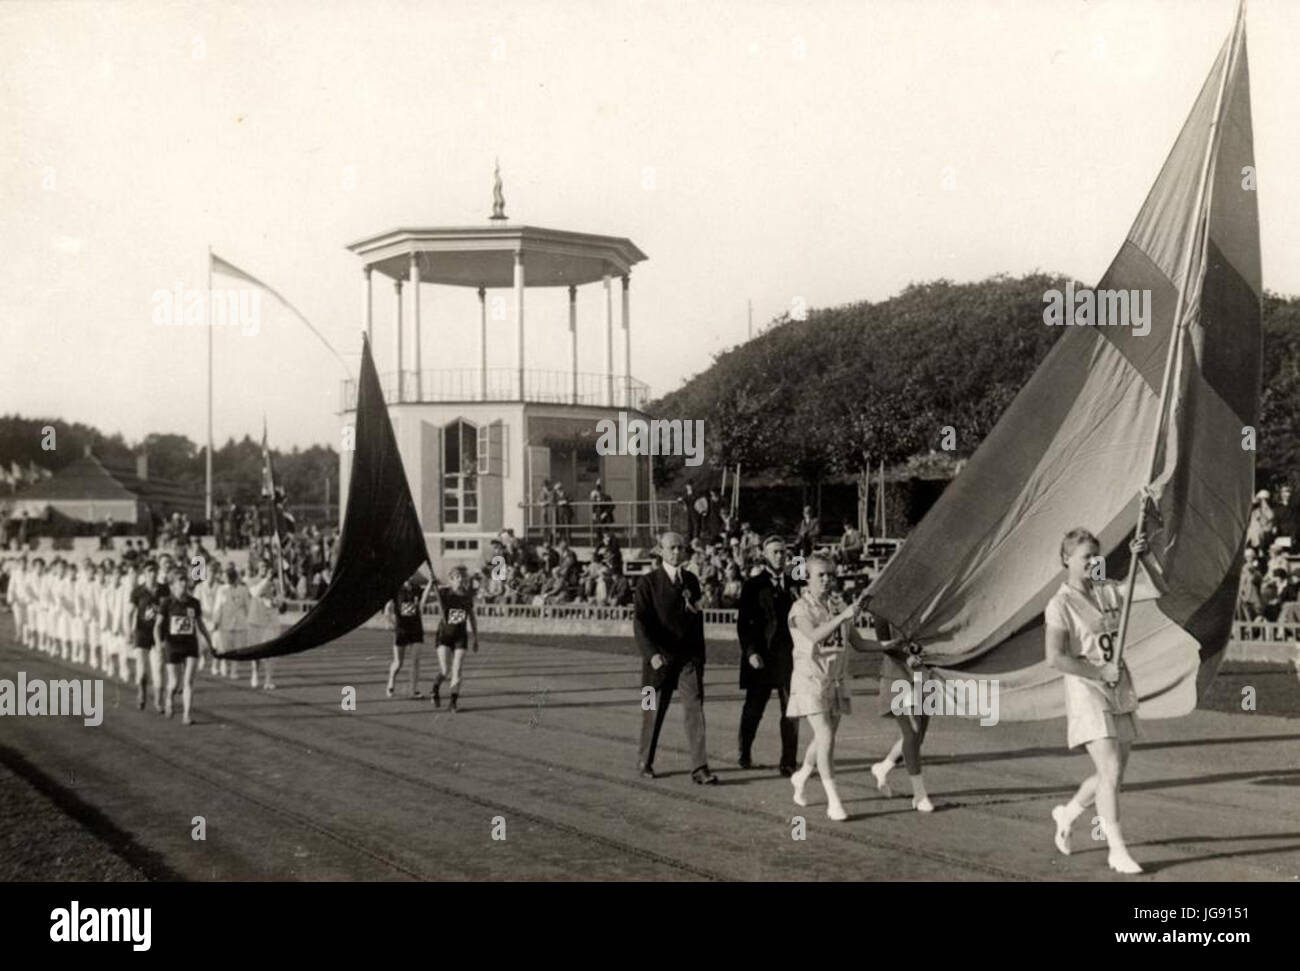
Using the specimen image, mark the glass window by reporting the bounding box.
[443,419,478,526]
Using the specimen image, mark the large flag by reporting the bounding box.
[211,252,347,369]
[222,335,429,660]
[866,4,1259,721]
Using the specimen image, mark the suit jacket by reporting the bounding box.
[737,569,796,690]
[634,566,706,666]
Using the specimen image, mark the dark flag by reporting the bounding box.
[224,335,429,660]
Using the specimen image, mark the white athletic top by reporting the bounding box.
[246,576,275,628]
[1044,580,1139,714]
[213,583,250,631]
[6,566,22,605]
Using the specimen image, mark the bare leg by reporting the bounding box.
[386,643,405,696]
[1085,736,1140,873]
[182,656,196,723]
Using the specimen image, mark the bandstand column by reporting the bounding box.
[394,278,404,403]
[514,251,526,400]
[568,285,578,405]
[621,273,631,408]
[603,272,614,406]
[478,286,488,401]
[363,266,373,341]
[409,254,422,401]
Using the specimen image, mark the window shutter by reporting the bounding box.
[477,423,490,476]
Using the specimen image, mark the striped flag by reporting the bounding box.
[867,3,1258,721]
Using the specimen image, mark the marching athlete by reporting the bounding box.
[785,555,871,821]
[192,556,217,675]
[154,568,213,725]
[127,561,165,711]
[72,559,94,665]
[212,564,250,681]
[6,556,26,647]
[866,615,936,813]
[385,568,432,698]
[51,559,73,658]
[246,562,280,690]
[1046,528,1165,875]
[429,565,478,711]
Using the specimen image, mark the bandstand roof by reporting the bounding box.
[346,224,648,288]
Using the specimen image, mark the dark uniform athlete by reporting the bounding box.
[127,561,165,712]
[154,569,212,725]
[430,566,478,711]
[385,569,433,698]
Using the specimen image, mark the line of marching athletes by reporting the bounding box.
[4,552,282,724]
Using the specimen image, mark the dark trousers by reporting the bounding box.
[639,657,708,771]
[739,684,798,768]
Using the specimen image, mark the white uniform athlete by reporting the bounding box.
[212,565,250,681]
[246,568,279,690]
[7,559,26,647]
[72,561,94,664]
[1045,528,1164,875]
[24,559,45,649]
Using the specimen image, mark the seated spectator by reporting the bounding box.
[721,563,743,608]
[1260,582,1282,622]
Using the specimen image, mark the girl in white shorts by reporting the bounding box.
[1044,527,1165,875]
[785,554,872,822]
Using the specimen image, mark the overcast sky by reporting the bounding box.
[2,0,1296,451]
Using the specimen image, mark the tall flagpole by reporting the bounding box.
[206,244,213,525]
[1112,0,1245,671]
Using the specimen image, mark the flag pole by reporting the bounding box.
[1112,0,1245,671]
[206,244,214,526]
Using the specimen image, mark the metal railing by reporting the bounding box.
[342,368,650,410]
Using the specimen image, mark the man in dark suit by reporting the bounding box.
[737,536,798,775]
[794,505,821,557]
[634,531,718,784]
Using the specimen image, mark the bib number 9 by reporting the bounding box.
[1098,632,1115,662]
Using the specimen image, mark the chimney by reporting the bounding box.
[136,451,148,481]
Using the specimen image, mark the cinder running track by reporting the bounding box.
[0,628,1296,881]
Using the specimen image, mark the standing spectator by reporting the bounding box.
[678,483,701,543]
[794,505,822,558]
[633,531,717,784]
[554,483,573,538]
[736,536,799,775]
[590,479,614,525]
[703,489,724,543]
[1274,484,1296,549]
[1246,490,1275,552]
[838,519,863,565]
[538,480,556,542]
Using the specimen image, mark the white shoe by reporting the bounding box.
[791,766,811,807]
[1108,851,1143,874]
[827,802,848,822]
[1051,805,1073,855]
[871,760,894,798]
[912,795,934,813]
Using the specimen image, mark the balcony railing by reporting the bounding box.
[342,368,650,411]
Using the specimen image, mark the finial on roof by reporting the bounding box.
[490,158,507,221]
